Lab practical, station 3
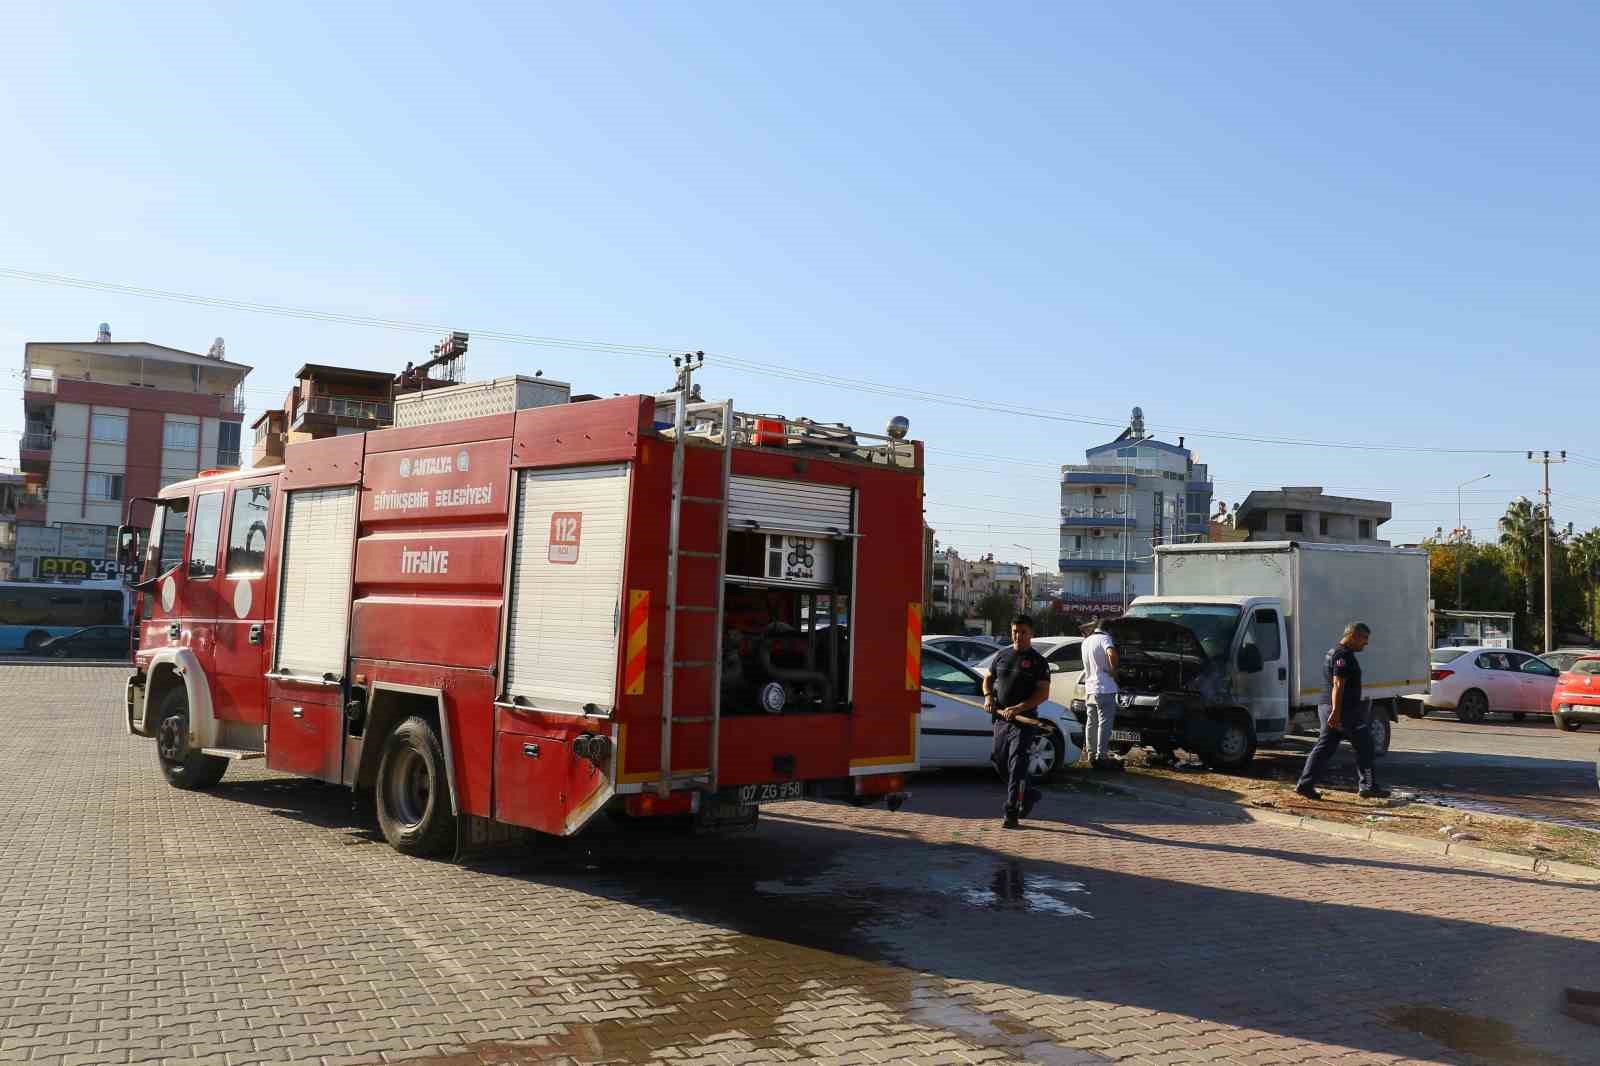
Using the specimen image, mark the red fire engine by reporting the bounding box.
[120,376,925,857]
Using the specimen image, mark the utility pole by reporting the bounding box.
[1528,450,1567,652]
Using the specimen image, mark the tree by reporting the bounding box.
[975,592,1016,638]
[1568,529,1600,639]
[1498,497,1543,629]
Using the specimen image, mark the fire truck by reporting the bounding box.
[119,374,925,858]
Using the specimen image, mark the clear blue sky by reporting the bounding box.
[4,1,1598,564]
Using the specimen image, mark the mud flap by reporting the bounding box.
[453,813,536,863]
[694,796,759,834]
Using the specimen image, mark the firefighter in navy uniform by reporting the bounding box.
[1296,622,1391,800]
[984,614,1054,829]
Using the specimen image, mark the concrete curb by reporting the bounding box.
[1086,777,1600,884]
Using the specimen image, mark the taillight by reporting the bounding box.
[1430,668,1454,681]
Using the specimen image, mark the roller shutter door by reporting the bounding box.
[275,486,358,678]
[728,476,854,536]
[504,464,630,712]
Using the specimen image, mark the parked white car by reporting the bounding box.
[1423,646,1561,723]
[922,633,1002,665]
[974,637,1086,706]
[919,646,1083,780]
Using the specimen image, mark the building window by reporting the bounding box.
[1319,515,1330,535]
[86,473,125,501]
[1285,512,1304,533]
[91,412,128,443]
[188,492,224,579]
[1359,519,1372,539]
[164,420,200,450]
[217,422,242,466]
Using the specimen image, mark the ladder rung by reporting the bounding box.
[681,495,724,506]
[675,605,715,613]
[200,748,266,761]
[670,716,712,724]
[673,660,713,668]
[676,550,720,559]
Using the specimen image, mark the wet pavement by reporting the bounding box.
[4,666,1600,1065]
[1246,715,1600,830]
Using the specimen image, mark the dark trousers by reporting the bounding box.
[992,719,1038,815]
[1297,704,1376,791]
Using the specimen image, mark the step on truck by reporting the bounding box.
[1072,541,1431,771]
[119,379,926,857]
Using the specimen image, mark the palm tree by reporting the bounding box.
[1568,528,1600,639]
[1498,497,1543,629]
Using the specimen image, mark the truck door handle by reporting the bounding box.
[248,623,263,645]
[1278,668,1287,681]
[167,622,180,640]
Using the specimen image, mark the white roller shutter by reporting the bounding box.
[504,464,630,711]
[728,476,854,536]
[275,486,358,678]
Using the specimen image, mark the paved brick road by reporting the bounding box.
[2,667,1598,1066]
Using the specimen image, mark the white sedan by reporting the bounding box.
[919,646,1083,780]
[1423,646,1561,723]
[974,637,1086,706]
[922,633,1002,664]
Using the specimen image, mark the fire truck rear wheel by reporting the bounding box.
[154,687,228,790]
[376,716,456,857]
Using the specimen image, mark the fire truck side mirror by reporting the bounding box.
[116,526,141,572]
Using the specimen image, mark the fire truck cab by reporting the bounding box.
[122,381,925,858]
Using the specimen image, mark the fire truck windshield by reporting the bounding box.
[144,498,190,584]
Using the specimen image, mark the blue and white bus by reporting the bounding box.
[0,580,131,652]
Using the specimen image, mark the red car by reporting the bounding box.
[1551,655,1600,732]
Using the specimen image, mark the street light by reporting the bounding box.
[1455,473,1491,610]
[1010,543,1036,612]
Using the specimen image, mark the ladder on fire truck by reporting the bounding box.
[655,385,734,798]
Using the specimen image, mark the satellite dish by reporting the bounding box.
[96,323,111,342]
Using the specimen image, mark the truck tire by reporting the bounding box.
[1203,712,1256,773]
[375,716,456,858]
[1456,689,1488,724]
[155,687,228,790]
[1368,715,1392,758]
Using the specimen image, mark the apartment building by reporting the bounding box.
[1058,406,1214,602]
[18,327,252,563]
[1235,486,1392,545]
[0,473,20,579]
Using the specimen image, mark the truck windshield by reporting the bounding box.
[1124,603,1242,660]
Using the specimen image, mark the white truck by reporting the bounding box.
[1073,541,1431,771]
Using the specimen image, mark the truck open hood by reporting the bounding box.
[1104,617,1208,663]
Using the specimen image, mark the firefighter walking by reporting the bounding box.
[984,614,1053,829]
[1296,621,1392,800]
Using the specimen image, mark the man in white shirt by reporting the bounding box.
[1080,618,1122,771]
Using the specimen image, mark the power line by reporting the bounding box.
[0,266,1558,456]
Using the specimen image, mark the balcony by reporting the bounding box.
[17,489,46,523]
[1061,469,1135,487]
[294,395,393,427]
[1059,546,1148,572]
[1060,511,1134,528]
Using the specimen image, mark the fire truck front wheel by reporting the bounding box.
[154,688,228,790]
[375,716,456,857]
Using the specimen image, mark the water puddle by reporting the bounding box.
[1412,792,1600,833]
[756,859,1094,920]
[1381,1004,1566,1065]
[391,930,1108,1064]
